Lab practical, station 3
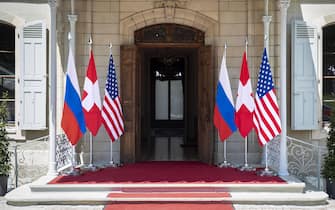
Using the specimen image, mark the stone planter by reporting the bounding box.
[0,175,8,196]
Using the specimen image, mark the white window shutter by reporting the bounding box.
[291,20,318,130]
[20,20,47,130]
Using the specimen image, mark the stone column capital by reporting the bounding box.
[262,16,272,23]
[48,0,57,8]
[279,0,290,10]
[68,14,78,22]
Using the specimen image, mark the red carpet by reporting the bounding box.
[105,191,234,210]
[49,161,285,184]
[108,192,231,198]
[103,202,235,210]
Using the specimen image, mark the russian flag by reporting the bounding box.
[214,54,237,141]
[61,46,86,145]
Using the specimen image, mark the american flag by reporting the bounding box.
[102,54,124,141]
[253,48,281,146]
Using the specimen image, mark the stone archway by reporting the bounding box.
[120,7,218,46]
[119,7,218,163]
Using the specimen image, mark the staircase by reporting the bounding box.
[5,172,328,207]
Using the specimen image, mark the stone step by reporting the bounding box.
[6,185,328,206]
[5,176,328,207]
[30,182,305,193]
[28,174,306,193]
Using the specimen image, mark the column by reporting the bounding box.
[47,0,57,176]
[262,8,271,54]
[279,0,290,176]
[68,15,77,57]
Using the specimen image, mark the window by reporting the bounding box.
[152,56,184,121]
[0,23,15,124]
[323,25,335,122]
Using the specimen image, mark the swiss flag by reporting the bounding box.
[235,52,255,138]
[82,50,102,136]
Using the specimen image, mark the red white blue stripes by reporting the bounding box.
[61,46,86,145]
[214,55,237,141]
[253,48,281,146]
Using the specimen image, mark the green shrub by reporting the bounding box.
[322,109,335,180]
[0,92,11,176]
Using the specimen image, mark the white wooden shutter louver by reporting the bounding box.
[20,21,47,130]
[291,20,318,130]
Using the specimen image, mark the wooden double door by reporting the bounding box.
[120,45,214,164]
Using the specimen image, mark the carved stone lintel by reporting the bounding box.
[154,0,188,19]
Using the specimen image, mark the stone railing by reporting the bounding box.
[267,135,327,191]
[287,136,327,191]
[8,134,73,189]
[55,134,73,172]
[9,136,49,189]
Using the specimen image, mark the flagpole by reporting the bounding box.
[65,145,80,176]
[258,143,276,176]
[239,38,255,172]
[63,32,80,176]
[244,136,248,166]
[239,136,255,171]
[218,42,231,168]
[85,36,98,171]
[108,42,118,168]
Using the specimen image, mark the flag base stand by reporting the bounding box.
[257,144,276,176]
[63,167,81,176]
[108,160,119,168]
[257,167,277,177]
[83,164,98,172]
[239,164,256,172]
[218,161,233,168]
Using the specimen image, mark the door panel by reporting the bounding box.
[120,45,138,163]
[198,46,214,164]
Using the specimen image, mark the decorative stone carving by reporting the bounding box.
[154,0,188,19]
[56,134,73,170]
[267,136,280,171]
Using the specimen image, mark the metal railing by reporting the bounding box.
[287,136,327,191]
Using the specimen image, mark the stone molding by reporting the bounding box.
[120,7,218,45]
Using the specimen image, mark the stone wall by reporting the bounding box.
[60,0,282,165]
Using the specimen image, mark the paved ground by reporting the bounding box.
[1,196,335,210]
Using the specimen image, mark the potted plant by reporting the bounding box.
[0,92,11,196]
[322,108,335,199]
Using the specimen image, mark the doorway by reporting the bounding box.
[120,24,214,164]
[140,48,198,161]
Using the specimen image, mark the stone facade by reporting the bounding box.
[55,0,283,166]
[0,0,333,171]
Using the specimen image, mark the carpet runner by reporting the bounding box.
[49,161,285,210]
[49,161,285,184]
[104,202,235,210]
[105,192,234,210]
